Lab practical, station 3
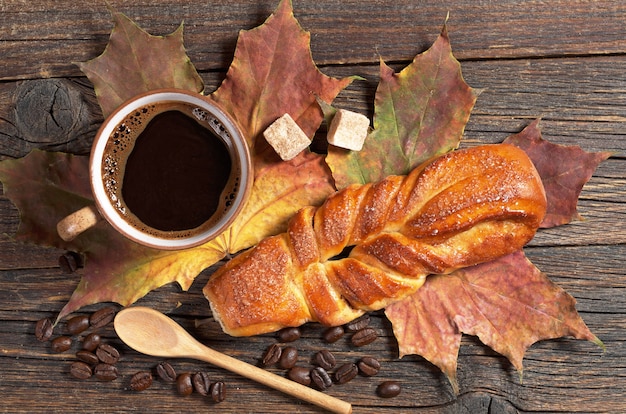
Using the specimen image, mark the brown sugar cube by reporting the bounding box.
[327,109,369,151]
[263,113,311,161]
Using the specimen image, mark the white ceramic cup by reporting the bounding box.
[57,89,252,250]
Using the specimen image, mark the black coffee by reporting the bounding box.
[102,102,238,238]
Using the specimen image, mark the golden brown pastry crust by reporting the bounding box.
[204,144,547,336]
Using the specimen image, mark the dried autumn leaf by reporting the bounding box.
[65,240,225,317]
[222,151,336,253]
[385,251,602,393]
[326,24,479,189]
[0,150,91,247]
[77,6,204,117]
[504,119,612,228]
[211,0,355,151]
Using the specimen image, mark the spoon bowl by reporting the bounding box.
[114,306,352,414]
[114,306,201,357]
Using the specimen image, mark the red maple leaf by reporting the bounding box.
[504,119,612,228]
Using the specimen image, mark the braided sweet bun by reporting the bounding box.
[203,144,547,336]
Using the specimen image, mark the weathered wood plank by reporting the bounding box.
[1,0,626,81]
[2,56,625,158]
[2,175,624,268]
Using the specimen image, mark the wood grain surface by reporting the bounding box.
[1,1,624,413]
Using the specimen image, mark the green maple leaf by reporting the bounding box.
[326,24,479,189]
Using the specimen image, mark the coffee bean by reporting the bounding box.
[322,326,345,343]
[313,350,336,370]
[209,381,226,403]
[277,327,301,342]
[76,350,99,365]
[334,363,358,384]
[192,372,211,395]
[94,363,118,381]
[377,381,401,398]
[130,371,153,391]
[287,366,311,386]
[357,357,381,377]
[82,332,101,352]
[310,367,332,390]
[90,306,116,329]
[70,361,93,380]
[176,373,194,396]
[278,345,298,369]
[59,251,83,273]
[51,336,72,353]
[156,361,177,382]
[35,318,54,342]
[66,315,90,335]
[96,343,120,364]
[351,327,377,347]
[345,314,370,332]
[262,343,282,366]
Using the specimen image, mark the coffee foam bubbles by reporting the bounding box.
[101,101,240,239]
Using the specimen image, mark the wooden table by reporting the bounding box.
[1,1,624,412]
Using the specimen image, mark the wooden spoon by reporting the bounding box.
[114,306,352,414]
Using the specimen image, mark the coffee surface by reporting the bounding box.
[121,110,231,231]
[101,101,237,238]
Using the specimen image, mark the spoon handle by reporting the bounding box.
[189,344,352,414]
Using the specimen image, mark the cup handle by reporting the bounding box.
[57,205,101,241]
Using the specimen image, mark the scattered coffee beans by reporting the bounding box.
[130,371,153,391]
[156,361,177,382]
[351,327,377,347]
[313,350,336,370]
[287,366,311,386]
[192,372,211,395]
[345,314,370,332]
[334,363,358,384]
[94,363,118,381]
[51,336,72,353]
[59,251,83,273]
[277,327,301,342]
[66,315,90,335]
[322,326,344,343]
[377,380,401,398]
[70,361,93,380]
[209,381,226,403]
[96,343,120,364]
[82,332,101,352]
[76,350,99,366]
[310,367,332,390]
[90,306,116,329]
[357,357,380,377]
[279,346,298,369]
[262,343,282,366]
[35,318,54,342]
[39,303,401,404]
[176,373,194,396]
